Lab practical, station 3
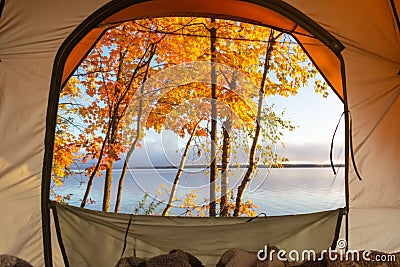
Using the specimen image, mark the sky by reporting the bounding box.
[267,84,345,163]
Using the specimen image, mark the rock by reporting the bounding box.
[115,256,146,267]
[115,249,204,267]
[217,247,285,267]
[217,248,258,267]
[0,254,33,267]
[168,249,204,267]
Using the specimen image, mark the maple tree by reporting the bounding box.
[233,30,277,216]
[53,16,329,217]
[52,77,82,202]
[66,21,168,211]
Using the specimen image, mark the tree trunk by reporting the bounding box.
[162,120,202,216]
[80,124,111,208]
[220,72,236,217]
[114,161,128,213]
[103,161,114,211]
[114,58,152,213]
[209,18,218,217]
[81,41,126,209]
[220,118,231,216]
[80,99,120,208]
[102,110,119,211]
[233,31,276,217]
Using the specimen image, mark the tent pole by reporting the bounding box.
[42,64,63,267]
[339,54,350,251]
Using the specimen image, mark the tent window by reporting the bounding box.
[50,17,345,217]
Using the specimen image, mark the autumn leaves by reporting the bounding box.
[52,17,328,216]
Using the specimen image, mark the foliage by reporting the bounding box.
[53,17,329,216]
[133,192,163,215]
[177,190,258,217]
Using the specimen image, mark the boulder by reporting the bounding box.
[115,249,204,267]
[0,254,33,267]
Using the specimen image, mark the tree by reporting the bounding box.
[73,21,166,211]
[114,55,151,213]
[208,18,218,217]
[57,16,329,216]
[161,118,204,216]
[233,30,277,216]
[231,30,329,216]
[52,77,82,202]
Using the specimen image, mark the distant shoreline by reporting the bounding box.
[71,163,345,171]
[128,164,345,169]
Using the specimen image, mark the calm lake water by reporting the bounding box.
[53,167,345,216]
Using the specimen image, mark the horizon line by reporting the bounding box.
[71,163,345,171]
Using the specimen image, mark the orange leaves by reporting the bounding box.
[52,130,80,186]
[195,128,208,137]
[55,16,330,213]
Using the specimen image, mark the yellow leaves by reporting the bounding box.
[314,79,329,97]
[62,76,81,94]
[56,16,331,215]
[239,198,259,217]
[146,113,165,133]
[53,176,64,187]
[179,190,209,217]
[52,132,80,187]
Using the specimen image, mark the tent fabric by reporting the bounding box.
[52,202,342,267]
[0,0,399,266]
[61,27,106,86]
[0,1,110,265]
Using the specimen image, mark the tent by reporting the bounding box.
[0,0,399,266]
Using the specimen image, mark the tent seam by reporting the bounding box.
[390,0,400,33]
[0,0,5,19]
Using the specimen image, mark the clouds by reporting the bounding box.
[276,141,344,164]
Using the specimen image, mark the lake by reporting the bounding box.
[53,166,345,216]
